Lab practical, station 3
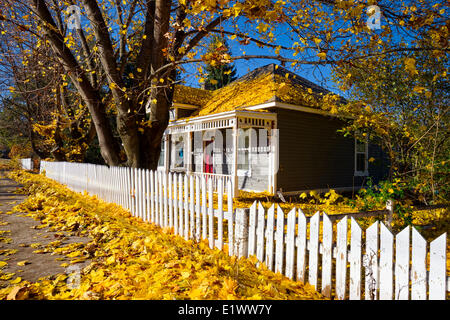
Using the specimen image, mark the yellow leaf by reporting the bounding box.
[16,261,30,266]
[413,86,425,93]
[0,261,7,268]
[404,57,418,76]
[317,52,326,60]
[106,255,115,265]
[10,277,22,284]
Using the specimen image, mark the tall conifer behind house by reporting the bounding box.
[204,36,237,90]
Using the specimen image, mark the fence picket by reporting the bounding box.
[248,201,257,257]
[227,180,234,256]
[163,172,168,227]
[285,208,296,280]
[195,176,201,241]
[142,169,147,221]
[145,170,150,222]
[208,179,214,248]
[275,205,285,274]
[155,171,159,224]
[140,169,145,220]
[394,226,410,300]
[336,216,348,300]
[411,227,427,300]
[256,202,265,263]
[173,174,178,234]
[308,212,320,290]
[365,221,379,300]
[184,175,189,239]
[189,175,195,239]
[217,179,224,250]
[349,218,362,300]
[264,204,275,271]
[201,176,207,240]
[149,171,154,223]
[321,213,333,297]
[137,168,142,219]
[168,172,173,228]
[296,208,307,283]
[159,171,164,226]
[178,174,184,236]
[429,233,447,300]
[379,223,394,300]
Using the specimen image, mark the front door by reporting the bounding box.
[203,140,214,174]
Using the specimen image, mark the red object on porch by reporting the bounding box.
[204,140,214,176]
[204,154,213,174]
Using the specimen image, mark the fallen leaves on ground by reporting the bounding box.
[0,170,325,300]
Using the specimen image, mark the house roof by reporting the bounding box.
[173,64,342,118]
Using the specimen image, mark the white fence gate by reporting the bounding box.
[39,161,448,300]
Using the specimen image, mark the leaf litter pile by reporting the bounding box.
[0,170,325,300]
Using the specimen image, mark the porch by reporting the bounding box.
[158,110,278,196]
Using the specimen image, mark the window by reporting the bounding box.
[355,137,368,176]
[158,137,165,168]
[171,134,185,169]
[237,128,253,176]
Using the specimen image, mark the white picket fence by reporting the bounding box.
[39,161,448,300]
[19,158,33,170]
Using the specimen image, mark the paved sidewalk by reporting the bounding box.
[0,171,90,288]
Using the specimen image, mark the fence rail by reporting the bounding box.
[39,161,448,300]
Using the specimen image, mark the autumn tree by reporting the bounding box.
[333,48,449,203]
[0,23,97,162]
[0,0,447,170]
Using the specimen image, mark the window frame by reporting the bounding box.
[237,127,252,177]
[170,133,187,171]
[354,136,369,176]
[157,134,167,171]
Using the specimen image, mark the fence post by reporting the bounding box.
[385,199,394,231]
[234,208,249,258]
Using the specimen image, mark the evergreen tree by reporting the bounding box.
[204,35,237,90]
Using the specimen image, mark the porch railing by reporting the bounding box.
[190,172,234,196]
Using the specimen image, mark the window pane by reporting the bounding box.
[158,139,165,167]
[173,136,184,168]
[356,140,366,153]
[238,150,249,170]
[356,153,366,172]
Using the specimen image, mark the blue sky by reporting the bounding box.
[178,15,346,98]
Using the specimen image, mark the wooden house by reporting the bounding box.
[158,64,387,195]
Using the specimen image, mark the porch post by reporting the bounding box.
[186,131,192,174]
[271,124,278,194]
[164,134,169,173]
[232,119,239,197]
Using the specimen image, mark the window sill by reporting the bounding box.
[354,171,369,177]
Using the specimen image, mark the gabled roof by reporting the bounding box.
[172,64,342,118]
